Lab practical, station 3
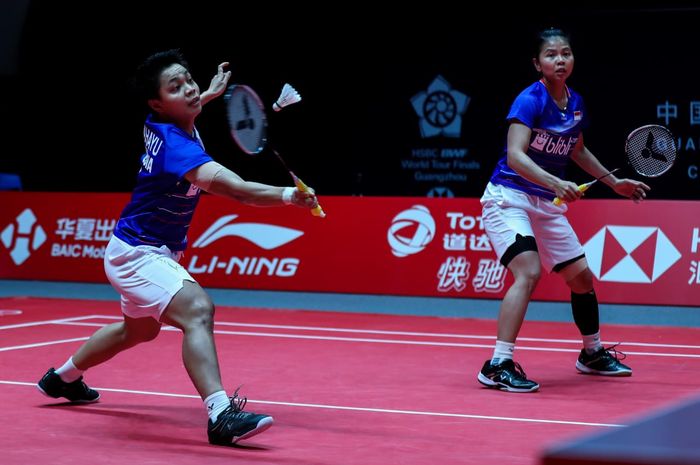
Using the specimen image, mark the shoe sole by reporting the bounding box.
[232,416,274,444]
[575,361,632,376]
[477,373,540,393]
[36,384,101,403]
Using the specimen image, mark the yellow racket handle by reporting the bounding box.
[292,174,326,218]
[552,180,595,206]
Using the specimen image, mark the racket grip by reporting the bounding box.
[552,181,594,206]
[292,174,326,218]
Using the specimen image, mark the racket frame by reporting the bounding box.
[624,124,676,178]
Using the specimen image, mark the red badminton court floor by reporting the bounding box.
[1,297,699,465]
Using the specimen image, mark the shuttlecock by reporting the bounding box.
[273,83,302,112]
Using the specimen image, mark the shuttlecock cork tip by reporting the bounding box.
[273,83,302,111]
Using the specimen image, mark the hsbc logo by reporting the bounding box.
[583,225,681,283]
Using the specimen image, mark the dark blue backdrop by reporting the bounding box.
[3,2,699,199]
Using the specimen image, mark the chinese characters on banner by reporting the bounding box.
[0,192,697,306]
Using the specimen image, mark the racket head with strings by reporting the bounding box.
[224,84,326,218]
[624,124,676,177]
[224,84,268,155]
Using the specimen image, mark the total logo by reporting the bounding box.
[187,214,303,277]
[387,205,435,257]
[1,208,47,265]
[583,225,681,283]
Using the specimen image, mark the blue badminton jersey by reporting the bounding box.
[489,80,589,199]
[113,115,213,251]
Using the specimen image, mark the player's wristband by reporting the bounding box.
[282,187,295,205]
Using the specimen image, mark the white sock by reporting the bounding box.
[583,332,603,355]
[55,357,83,383]
[204,390,230,423]
[491,340,515,364]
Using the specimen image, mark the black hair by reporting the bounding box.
[533,28,571,58]
[131,49,191,102]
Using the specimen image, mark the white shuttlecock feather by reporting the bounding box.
[273,83,302,112]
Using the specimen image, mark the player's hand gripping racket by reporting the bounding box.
[552,169,619,206]
[553,124,676,205]
[224,84,325,218]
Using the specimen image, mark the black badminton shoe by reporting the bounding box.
[477,359,540,393]
[576,345,632,376]
[208,388,274,445]
[36,368,100,403]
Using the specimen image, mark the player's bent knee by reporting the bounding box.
[189,298,215,328]
[164,281,214,328]
[518,267,541,284]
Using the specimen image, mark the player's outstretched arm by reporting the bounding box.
[185,161,318,209]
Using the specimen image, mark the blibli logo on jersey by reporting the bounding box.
[141,127,163,173]
[530,130,577,156]
[531,132,549,151]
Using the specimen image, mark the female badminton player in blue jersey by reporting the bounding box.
[37,50,318,444]
[477,28,651,393]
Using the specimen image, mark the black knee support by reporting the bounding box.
[571,290,600,336]
[501,234,538,268]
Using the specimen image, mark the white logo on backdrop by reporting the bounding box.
[583,225,681,283]
[411,75,470,138]
[192,215,303,250]
[427,186,455,198]
[1,208,47,265]
[387,205,435,257]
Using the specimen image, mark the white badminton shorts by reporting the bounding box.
[104,235,195,320]
[480,182,584,272]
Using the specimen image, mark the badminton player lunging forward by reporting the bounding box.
[37,49,318,444]
[477,28,650,393]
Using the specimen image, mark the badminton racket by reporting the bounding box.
[553,124,676,205]
[224,84,325,218]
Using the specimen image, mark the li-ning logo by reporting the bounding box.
[411,75,470,138]
[192,215,303,250]
[387,205,435,257]
[1,208,47,265]
[583,225,681,283]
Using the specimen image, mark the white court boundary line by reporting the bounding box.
[1,315,699,358]
[70,316,700,350]
[0,315,103,331]
[0,380,623,428]
[0,337,90,352]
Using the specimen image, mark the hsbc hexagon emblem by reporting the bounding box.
[583,225,681,283]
